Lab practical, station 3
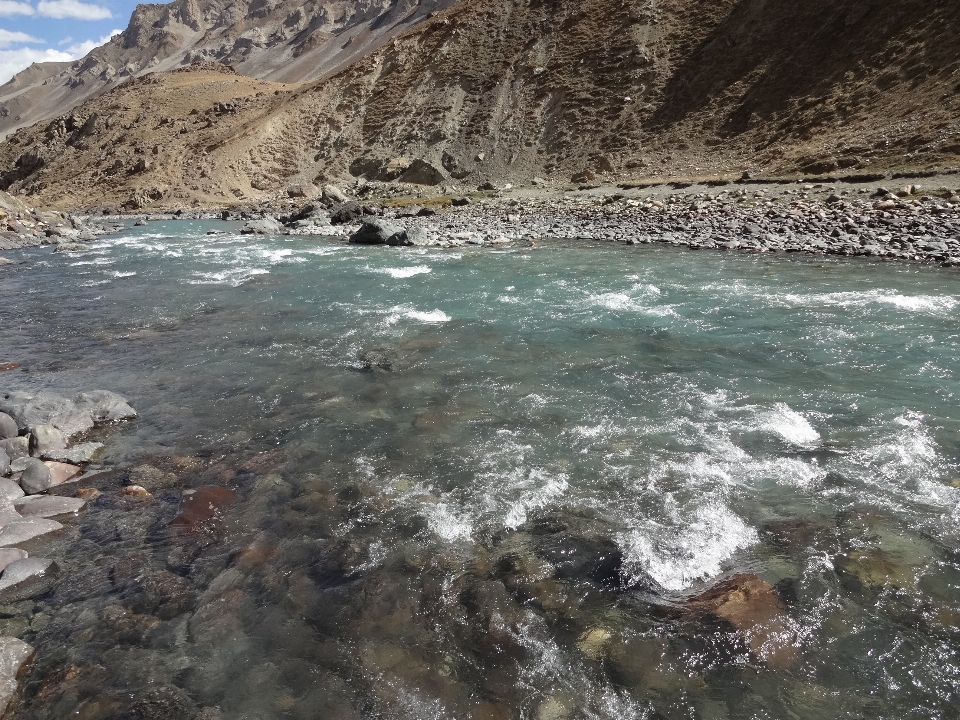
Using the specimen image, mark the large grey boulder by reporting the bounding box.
[0,450,8,478]
[0,517,62,546]
[73,390,137,426]
[0,480,23,504]
[322,184,349,204]
[239,217,283,235]
[349,220,407,245]
[0,413,15,440]
[0,550,27,574]
[0,438,28,462]
[29,424,65,458]
[0,637,34,717]
[0,558,58,600]
[19,460,51,495]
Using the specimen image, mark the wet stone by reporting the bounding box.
[128,464,178,492]
[124,569,196,620]
[42,460,83,486]
[14,494,86,518]
[0,517,63,546]
[0,557,58,601]
[0,636,34,717]
[29,424,66,458]
[50,565,112,607]
[115,684,197,720]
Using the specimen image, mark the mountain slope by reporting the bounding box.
[1,0,959,209]
[0,0,455,139]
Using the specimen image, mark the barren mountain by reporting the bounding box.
[0,0,455,138]
[1,0,959,210]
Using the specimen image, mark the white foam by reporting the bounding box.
[777,289,958,315]
[384,307,450,324]
[375,265,431,279]
[757,403,820,445]
[620,500,758,591]
[109,271,137,278]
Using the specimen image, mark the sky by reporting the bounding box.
[0,0,145,84]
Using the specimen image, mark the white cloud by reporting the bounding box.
[64,28,120,55]
[0,29,40,47]
[0,28,121,84]
[0,0,33,15]
[0,47,72,84]
[37,0,111,20]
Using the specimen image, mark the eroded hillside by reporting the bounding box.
[1,0,959,210]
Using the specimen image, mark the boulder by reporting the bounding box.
[0,480,23,504]
[0,637,34,718]
[0,451,7,478]
[348,220,407,245]
[19,459,52,495]
[329,200,365,225]
[377,157,413,181]
[396,159,446,186]
[322,184,349,204]
[0,550,27,574]
[0,558,58,600]
[286,183,319,199]
[239,217,282,235]
[0,438,28,462]
[29,424,65,458]
[45,442,103,464]
[0,414,15,440]
[21,459,80,490]
[0,517,63,546]
[14,495,86,518]
[53,243,89,253]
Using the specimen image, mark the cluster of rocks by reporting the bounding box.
[0,389,137,712]
[0,207,118,266]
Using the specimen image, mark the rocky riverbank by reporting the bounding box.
[0,390,137,715]
[221,176,960,266]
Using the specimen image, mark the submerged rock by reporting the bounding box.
[171,486,237,533]
[0,389,136,439]
[685,573,799,668]
[0,637,34,717]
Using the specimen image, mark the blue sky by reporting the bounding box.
[0,0,144,84]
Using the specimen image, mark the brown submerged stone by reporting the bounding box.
[170,486,237,533]
[685,573,799,669]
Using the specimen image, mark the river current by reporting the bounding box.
[1,221,959,719]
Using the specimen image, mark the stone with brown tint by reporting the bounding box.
[685,573,799,669]
[171,486,237,533]
[76,487,101,501]
[42,460,82,486]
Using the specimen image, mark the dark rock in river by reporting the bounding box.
[18,459,52,495]
[348,219,407,245]
[113,684,197,720]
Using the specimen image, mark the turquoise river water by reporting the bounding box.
[0,221,959,719]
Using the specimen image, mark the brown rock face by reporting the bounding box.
[686,573,799,669]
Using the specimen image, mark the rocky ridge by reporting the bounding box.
[1,0,959,208]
